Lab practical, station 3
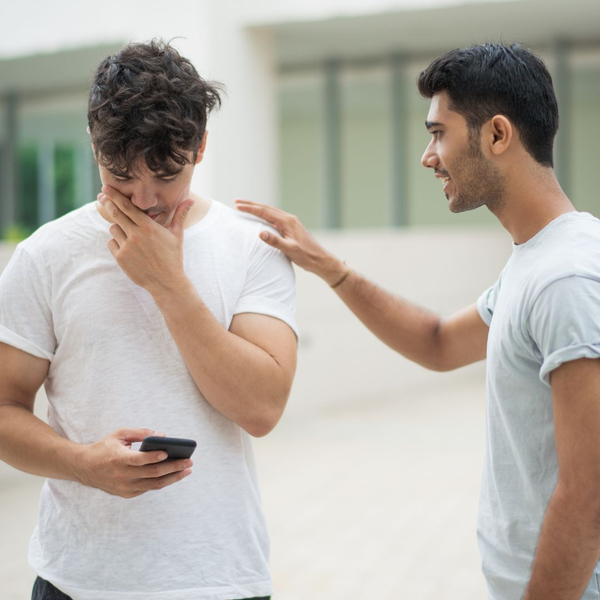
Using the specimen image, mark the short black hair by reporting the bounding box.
[88,39,224,176]
[418,43,558,167]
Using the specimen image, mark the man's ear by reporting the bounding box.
[487,115,513,157]
[195,131,208,165]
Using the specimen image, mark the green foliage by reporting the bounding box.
[3,223,33,243]
[55,145,76,217]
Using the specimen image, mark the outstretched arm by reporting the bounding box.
[235,200,487,371]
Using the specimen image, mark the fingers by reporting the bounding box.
[135,465,193,493]
[109,223,127,245]
[258,229,291,252]
[168,200,195,236]
[235,199,287,227]
[107,237,119,257]
[136,458,193,479]
[101,185,148,227]
[113,428,162,443]
[131,449,169,466]
[98,192,137,233]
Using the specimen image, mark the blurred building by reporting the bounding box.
[1,0,599,402]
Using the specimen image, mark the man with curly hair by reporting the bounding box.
[0,40,297,600]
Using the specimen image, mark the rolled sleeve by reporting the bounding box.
[529,276,600,386]
[477,285,495,327]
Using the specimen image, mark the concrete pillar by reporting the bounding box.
[324,60,341,228]
[554,39,571,195]
[2,93,17,232]
[195,2,279,208]
[391,55,408,227]
[38,140,55,224]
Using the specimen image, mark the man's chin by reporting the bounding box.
[447,195,483,214]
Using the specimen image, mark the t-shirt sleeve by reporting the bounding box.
[234,237,298,340]
[0,244,56,361]
[477,281,501,327]
[529,276,600,386]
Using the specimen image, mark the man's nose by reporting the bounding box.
[421,142,438,169]
[130,187,158,210]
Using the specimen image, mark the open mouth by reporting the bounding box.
[435,173,451,195]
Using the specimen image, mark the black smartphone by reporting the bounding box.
[139,436,197,461]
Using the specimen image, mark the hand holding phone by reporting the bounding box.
[139,436,197,461]
[76,428,193,499]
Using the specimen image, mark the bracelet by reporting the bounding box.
[331,262,351,289]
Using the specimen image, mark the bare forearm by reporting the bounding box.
[524,486,600,599]
[153,282,289,435]
[320,256,444,370]
[0,404,82,480]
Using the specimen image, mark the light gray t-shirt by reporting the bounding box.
[477,211,600,600]
[0,200,297,600]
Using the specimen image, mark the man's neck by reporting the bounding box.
[489,167,575,245]
[185,192,212,229]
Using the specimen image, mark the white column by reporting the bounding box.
[196,2,278,207]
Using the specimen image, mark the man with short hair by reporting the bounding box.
[237,43,600,600]
[0,40,297,600]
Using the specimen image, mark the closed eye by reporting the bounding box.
[158,175,179,183]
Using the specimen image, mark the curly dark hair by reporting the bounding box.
[418,43,558,167]
[88,39,223,176]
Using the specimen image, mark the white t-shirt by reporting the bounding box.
[0,200,297,600]
[476,211,600,600]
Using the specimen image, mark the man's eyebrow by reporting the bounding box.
[425,121,444,130]
[107,168,131,178]
[153,168,184,178]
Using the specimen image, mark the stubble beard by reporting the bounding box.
[447,134,505,215]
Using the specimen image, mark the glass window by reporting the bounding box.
[279,72,325,228]
[570,49,600,218]
[339,65,392,228]
[17,91,95,230]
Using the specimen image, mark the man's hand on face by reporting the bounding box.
[98,185,194,295]
[75,428,193,499]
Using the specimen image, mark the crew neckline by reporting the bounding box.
[512,211,583,251]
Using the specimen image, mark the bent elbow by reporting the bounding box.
[244,395,288,438]
[245,415,279,438]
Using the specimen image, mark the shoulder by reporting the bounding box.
[18,203,104,262]
[543,212,600,275]
[201,200,283,258]
[523,212,600,296]
[211,200,278,237]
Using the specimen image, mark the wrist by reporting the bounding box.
[65,441,91,486]
[320,255,348,287]
[147,275,193,305]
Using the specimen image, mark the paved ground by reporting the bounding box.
[1,371,488,600]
